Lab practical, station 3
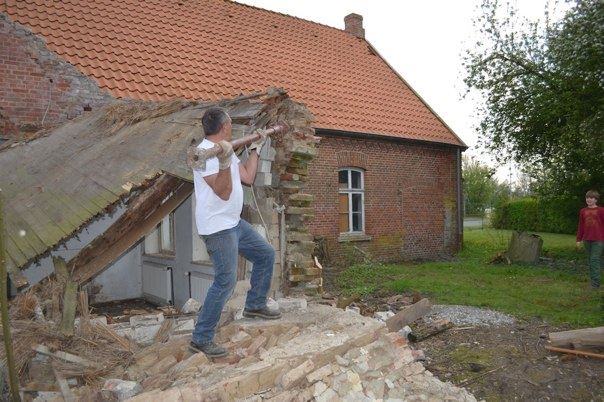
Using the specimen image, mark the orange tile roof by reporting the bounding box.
[3,0,465,146]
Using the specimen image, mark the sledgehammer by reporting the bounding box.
[187,123,289,170]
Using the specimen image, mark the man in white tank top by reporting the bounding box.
[190,107,281,358]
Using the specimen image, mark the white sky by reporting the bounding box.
[236,0,564,183]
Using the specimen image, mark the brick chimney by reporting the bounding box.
[344,13,364,39]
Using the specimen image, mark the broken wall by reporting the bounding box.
[0,14,112,140]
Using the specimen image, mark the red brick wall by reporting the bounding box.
[306,135,461,272]
[0,15,111,139]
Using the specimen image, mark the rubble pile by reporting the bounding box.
[4,292,477,401]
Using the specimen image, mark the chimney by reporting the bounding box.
[344,13,364,39]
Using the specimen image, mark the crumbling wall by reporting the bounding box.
[0,14,112,139]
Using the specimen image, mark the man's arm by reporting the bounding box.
[203,169,232,200]
[239,151,259,186]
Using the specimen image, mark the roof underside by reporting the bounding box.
[0,92,280,275]
[3,0,464,146]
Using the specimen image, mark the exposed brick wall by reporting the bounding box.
[306,135,461,274]
[0,14,112,139]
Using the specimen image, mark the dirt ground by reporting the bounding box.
[416,318,604,401]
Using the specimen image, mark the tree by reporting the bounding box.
[464,0,604,198]
[462,156,499,215]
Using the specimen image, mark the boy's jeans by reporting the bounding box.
[584,241,603,288]
[192,219,275,345]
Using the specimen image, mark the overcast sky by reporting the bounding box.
[236,0,564,182]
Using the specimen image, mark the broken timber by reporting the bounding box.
[545,346,604,360]
[386,298,432,332]
[69,174,192,284]
[54,256,77,337]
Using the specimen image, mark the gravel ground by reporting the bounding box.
[425,304,515,326]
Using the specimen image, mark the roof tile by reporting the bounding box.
[4,0,463,146]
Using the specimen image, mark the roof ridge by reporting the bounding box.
[228,0,351,36]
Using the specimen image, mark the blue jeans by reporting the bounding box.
[192,219,275,345]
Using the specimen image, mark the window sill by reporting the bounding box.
[338,233,372,243]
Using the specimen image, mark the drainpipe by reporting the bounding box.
[273,202,286,296]
[456,148,463,250]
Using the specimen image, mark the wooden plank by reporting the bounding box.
[72,178,193,284]
[51,363,76,402]
[549,327,604,351]
[386,298,433,332]
[32,345,98,368]
[545,345,604,360]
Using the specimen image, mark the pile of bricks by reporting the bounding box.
[110,303,476,402]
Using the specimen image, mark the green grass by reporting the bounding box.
[336,229,603,328]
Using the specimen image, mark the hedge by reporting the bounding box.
[491,197,581,234]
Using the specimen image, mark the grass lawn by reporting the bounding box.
[336,229,603,328]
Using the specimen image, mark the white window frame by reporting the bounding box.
[338,168,365,233]
[143,213,175,256]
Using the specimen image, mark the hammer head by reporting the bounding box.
[186,146,207,170]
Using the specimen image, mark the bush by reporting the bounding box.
[492,197,581,234]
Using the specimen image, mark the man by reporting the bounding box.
[190,107,281,358]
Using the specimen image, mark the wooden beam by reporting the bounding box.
[386,298,432,332]
[549,327,604,351]
[71,176,192,284]
[54,256,77,337]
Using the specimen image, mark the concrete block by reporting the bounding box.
[231,330,252,344]
[147,355,177,376]
[276,297,307,312]
[280,359,315,390]
[101,379,142,401]
[181,298,201,314]
[258,159,273,173]
[169,352,208,376]
[335,355,350,367]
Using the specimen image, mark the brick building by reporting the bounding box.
[1,0,466,274]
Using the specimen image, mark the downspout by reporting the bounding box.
[273,202,286,296]
[456,148,463,250]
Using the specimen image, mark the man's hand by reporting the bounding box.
[217,140,233,170]
[576,241,583,251]
[249,129,268,155]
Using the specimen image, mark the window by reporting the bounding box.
[338,168,365,233]
[144,213,175,255]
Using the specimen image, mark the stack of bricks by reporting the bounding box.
[268,98,321,293]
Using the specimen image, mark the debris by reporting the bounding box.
[408,319,453,342]
[548,326,604,351]
[51,363,76,402]
[102,379,142,401]
[545,346,604,360]
[53,256,78,337]
[32,345,99,368]
[180,298,201,314]
[373,311,395,322]
[153,319,174,343]
[276,297,308,312]
[386,298,432,332]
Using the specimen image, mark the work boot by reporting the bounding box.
[243,306,282,320]
[189,341,228,358]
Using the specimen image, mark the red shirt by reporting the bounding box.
[577,206,604,241]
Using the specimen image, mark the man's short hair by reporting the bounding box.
[586,190,600,200]
[202,107,230,136]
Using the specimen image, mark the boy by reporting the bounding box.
[576,190,604,289]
